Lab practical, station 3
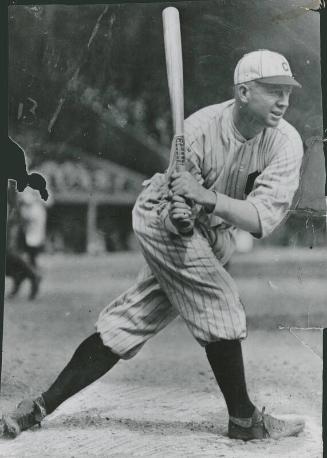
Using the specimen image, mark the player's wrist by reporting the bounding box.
[202,189,217,213]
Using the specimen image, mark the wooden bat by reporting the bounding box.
[162,7,185,172]
[162,7,194,233]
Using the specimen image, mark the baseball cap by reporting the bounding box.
[234,50,301,88]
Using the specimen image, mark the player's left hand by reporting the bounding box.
[170,171,208,205]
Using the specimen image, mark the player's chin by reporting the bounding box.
[266,113,284,127]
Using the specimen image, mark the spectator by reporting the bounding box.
[19,188,47,269]
[6,189,41,300]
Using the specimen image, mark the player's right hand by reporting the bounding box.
[168,195,193,230]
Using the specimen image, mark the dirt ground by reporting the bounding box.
[0,249,324,457]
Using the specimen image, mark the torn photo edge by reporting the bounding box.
[0,0,326,453]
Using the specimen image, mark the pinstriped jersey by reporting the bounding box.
[184,99,304,238]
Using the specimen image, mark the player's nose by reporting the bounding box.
[276,90,290,109]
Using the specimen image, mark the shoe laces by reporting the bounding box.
[34,397,47,422]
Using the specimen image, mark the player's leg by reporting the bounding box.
[43,266,177,416]
[1,265,176,438]
[133,187,247,343]
[132,185,305,440]
[42,333,119,414]
[205,339,304,440]
[205,339,254,419]
[1,333,119,438]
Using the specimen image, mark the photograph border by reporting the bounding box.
[1,0,326,454]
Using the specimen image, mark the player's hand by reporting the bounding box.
[170,172,217,212]
[168,194,192,223]
[170,171,208,205]
[168,195,194,234]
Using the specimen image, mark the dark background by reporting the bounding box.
[6,1,326,250]
[8,1,323,173]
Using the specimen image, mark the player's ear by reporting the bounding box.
[234,83,251,104]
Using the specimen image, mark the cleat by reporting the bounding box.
[228,407,305,441]
[1,397,47,438]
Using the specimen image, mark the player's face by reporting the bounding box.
[247,82,293,128]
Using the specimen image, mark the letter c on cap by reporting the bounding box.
[282,62,289,72]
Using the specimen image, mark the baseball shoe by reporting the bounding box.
[0,396,47,438]
[228,407,305,441]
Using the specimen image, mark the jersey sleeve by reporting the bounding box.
[246,132,303,239]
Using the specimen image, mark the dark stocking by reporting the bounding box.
[42,333,119,414]
[205,339,255,419]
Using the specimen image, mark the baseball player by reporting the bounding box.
[1,50,305,441]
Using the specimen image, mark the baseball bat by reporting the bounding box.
[162,7,193,233]
[162,7,185,171]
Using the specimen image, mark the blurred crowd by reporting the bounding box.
[6,186,47,300]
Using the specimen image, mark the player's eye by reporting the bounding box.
[271,89,291,97]
[269,88,281,96]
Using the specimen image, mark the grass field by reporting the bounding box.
[0,249,324,457]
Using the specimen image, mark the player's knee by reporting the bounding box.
[120,343,146,360]
[105,341,145,361]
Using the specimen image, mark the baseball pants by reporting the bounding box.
[96,174,247,359]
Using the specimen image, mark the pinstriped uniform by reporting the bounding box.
[96,99,303,359]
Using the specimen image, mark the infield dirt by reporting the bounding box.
[0,249,324,457]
